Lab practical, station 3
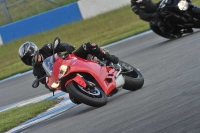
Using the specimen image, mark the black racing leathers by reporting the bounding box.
[131,0,160,22]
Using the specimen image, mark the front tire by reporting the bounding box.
[118,61,144,91]
[66,81,107,107]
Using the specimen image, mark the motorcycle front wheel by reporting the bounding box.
[66,81,107,107]
[119,61,144,91]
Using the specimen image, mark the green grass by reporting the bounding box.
[0,99,57,133]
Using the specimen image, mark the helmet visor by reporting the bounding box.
[31,54,38,66]
[21,55,34,66]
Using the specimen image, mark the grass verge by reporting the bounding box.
[0,99,57,133]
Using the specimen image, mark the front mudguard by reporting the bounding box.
[65,75,86,88]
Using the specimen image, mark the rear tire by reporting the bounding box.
[66,81,107,107]
[123,75,144,91]
[118,61,144,91]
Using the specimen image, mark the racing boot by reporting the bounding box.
[80,42,119,64]
[99,49,119,64]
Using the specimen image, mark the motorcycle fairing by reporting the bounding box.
[48,54,117,96]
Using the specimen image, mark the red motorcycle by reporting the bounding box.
[32,38,144,107]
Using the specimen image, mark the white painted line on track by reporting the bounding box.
[6,98,75,133]
[0,91,66,113]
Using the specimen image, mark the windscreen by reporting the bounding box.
[42,56,54,76]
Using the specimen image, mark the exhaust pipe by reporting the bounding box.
[115,74,125,89]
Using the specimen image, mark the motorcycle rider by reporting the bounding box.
[130,0,200,34]
[130,0,164,28]
[18,40,119,102]
[130,0,185,35]
[131,0,160,23]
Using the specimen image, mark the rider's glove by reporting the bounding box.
[65,44,75,53]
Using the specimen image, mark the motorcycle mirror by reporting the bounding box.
[52,37,60,62]
[53,37,60,49]
[32,80,40,88]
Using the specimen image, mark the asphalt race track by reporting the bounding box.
[1,31,200,133]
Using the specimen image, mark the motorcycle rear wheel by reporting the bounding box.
[119,61,144,91]
[66,81,107,107]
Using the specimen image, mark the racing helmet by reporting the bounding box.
[18,41,39,66]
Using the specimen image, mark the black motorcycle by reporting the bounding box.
[150,0,200,39]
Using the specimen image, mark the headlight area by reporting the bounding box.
[58,65,68,79]
[51,81,60,88]
[47,65,68,89]
[178,0,189,11]
[46,77,60,89]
